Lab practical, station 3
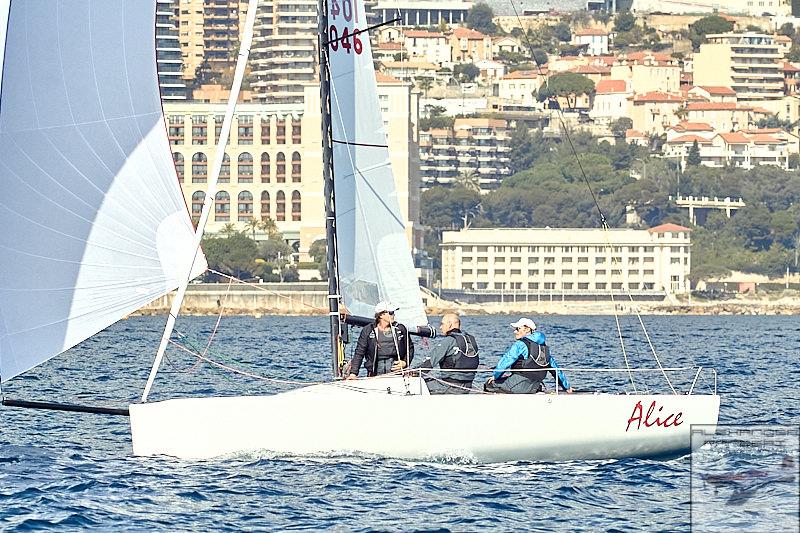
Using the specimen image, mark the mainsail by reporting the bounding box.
[326,0,427,327]
[0,1,203,381]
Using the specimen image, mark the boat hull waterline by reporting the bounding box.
[129,376,720,462]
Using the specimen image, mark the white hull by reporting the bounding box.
[129,376,720,462]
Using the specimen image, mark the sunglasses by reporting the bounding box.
[383,310,395,315]
[514,326,527,332]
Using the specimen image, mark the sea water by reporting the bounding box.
[0,315,797,531]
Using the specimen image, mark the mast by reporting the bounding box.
[141,0,260,402]
[318,0,343,378]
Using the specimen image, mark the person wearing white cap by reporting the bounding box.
[484,318,572,394]
[345,301,414,379]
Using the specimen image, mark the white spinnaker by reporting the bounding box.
[327,0,427,327]
[0,1,204,382]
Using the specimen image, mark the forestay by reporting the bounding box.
[326,0,427,327]
[0,1,203,382]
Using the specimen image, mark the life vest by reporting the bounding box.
[441,330,479,371]
[511,337,550,382]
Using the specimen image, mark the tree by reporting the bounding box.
[613,11,636,33]
[554,22,571,43]
[455,168,481,193]
[420,186,481,230]
[454,63,480,82]
[779,22,795,38]
[536,72,595,109]
[417,77,433,97]
[202,231,258,279]
[687,140,702,166]
[258,234,294,282]
[309,238,328,279]
[531,48,548,67]
[611,117,633,139]
[244,217,260,241]
[259,216,278,236]
[689,16,734,50]
[466,3,497,35]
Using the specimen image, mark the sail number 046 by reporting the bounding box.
[329,0,363,55]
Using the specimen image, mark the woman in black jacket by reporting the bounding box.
[346,301,414,378]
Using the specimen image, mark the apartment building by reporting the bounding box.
[157,0,187,100]
[610,52,680,94]
[693,34,784,103]
[164,78,421,257]
[419,118,512,190]
[177,0,248,79]
[404,30,451,66]
[664,128,793,170]
[629,92,685,135]
[450,27,493,64]
[251,0,318,104]
[441,225,692,299]
[571,28,609,56]
[590,79,632,126]
[496,70,545,110]
[630,0,790,16]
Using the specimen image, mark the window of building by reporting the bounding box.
[173,152,184,182]
[544,282,556,289]
[477,257,488,263]
[190,191,204,222]
[261,118,271,144]
[291,191,301,221]
[214,115,224,143]
[495,246,506,252]
[237,191,253,221]
[671,257,681,264]
[168,115,184,145]
[237,115,253,144]
[644,246,654,252]
[494,282,505,289]
[595,257,606,264]
[629,257,639,264]
[276,118,286,144]
[528,246,539,252]
[218,153,230,182]
[528,269,539,276]
[577,257,588,263]
[260,153,270,183]
[477,246,488,252]
[510,269,521,275]
[562,257,572,263]
[643,257,654,263]
[596,282,607,289]
[191,115,207,145]
[276,191,286,221]
[291,152,301,182]
[462,256,473,262]
[494,269,505,275]
[528,257,539,263]
[292,117,302,143]
[544,257,555,264]
[544,269,555,275]
[563,282,573,289]
[260,191,270,219]
[462,269,473,275]
[528,282,539,289]
[191,152,207,183]
[510,246,521,252]
[510,257,521,263]
[238,153,253,183]
[644,269,654,275]
[561,269,572,275]
[578,269,588,275]
[612,282,623,290]
[494,257,506,263]
[578,282,589,290]
[276,152,286,182]
[612,269,622,275]
[477,269,488,275]
[214,191,230,221]
[544,246,555,252]
[629,283,639,289]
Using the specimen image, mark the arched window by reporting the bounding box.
[173,152,184,182]
[238,191,253,221]
[291,117,301,143]
[192,152,207,183]
[238,152,253,183]
[260,191,270,219]
[260,152,270,183]
[260,117,271,144]
[276,118,286,144]
[276,152,286,183]
[276,190,286,221]
[219,153,230,183]
[291,190,301,221]
[291,152,301,182]
[191,191,205,221]
[215,191,230,221]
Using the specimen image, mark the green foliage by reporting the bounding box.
[687,140,702,166]
[536,72,594,109]
[554,22,571,42]
[420,186,481,230]
[613,11,636,32]
[689,16,734,51]
[756,114,794,130]
[309,238,328,279]
[611,117,633,139]
[466,3,497,35]
[454,63,480,82]
[202,231,259,279]
[419,115,454,130]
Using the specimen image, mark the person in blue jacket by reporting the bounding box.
[484,317,573,394]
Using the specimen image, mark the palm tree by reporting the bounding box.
[220,223,238,237]
[258,216,278,236]
[455,167,481,192]
[244,217,260,241]
[418,77,433,98]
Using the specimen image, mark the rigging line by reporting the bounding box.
[207,269,327,312]
[322,17,402,47]
[332,139,389,148]
[507,0,676,387]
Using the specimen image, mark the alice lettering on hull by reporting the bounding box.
[626,400,684,432]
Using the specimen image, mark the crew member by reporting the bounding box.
[484,318,572,394]
[346,301,414,378]
[415,313,478,394]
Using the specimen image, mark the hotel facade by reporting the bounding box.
[163,79,421,259]
[441,225,692,299]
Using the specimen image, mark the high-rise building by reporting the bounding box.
[251,0,319,105]
[693,33,784,103]
[157,0,187,100]
[176,0,248,82]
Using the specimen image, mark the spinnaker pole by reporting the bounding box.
[141,0,260,402]
[319,0,343,378]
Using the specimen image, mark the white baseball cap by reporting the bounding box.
[510,318,537,330]
[374,301,399,314]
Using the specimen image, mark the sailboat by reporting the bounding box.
[0,0,719,462]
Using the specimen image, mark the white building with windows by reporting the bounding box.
[441,225,692,298]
